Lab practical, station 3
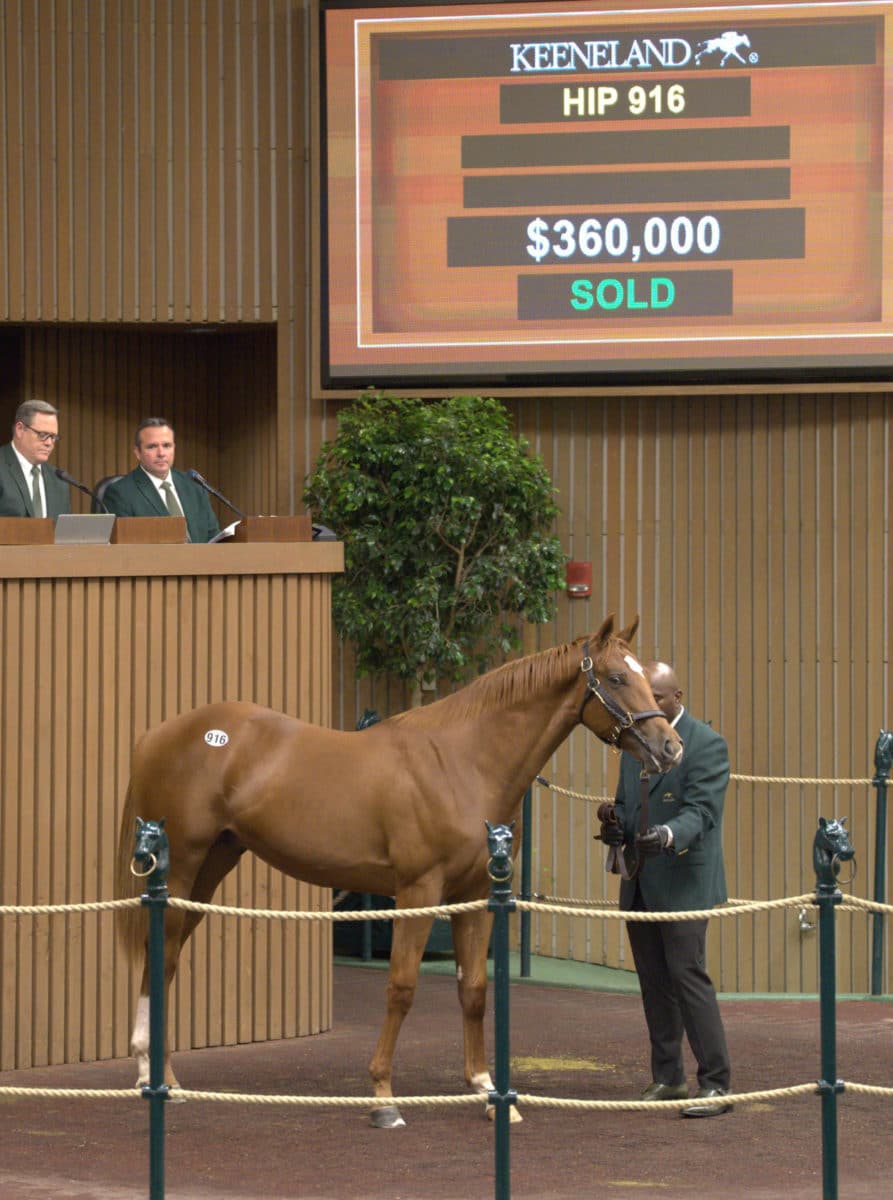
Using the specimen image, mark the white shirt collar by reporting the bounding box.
[140,466,173,493]
[670,705,685,729]
[12,442,39,479]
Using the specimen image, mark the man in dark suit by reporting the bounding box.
[102,418,220,543]
[600,660,732,1117]
[0,400,71,518]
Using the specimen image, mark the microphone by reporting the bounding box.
[55,467,111,514]
[186,469,245,519]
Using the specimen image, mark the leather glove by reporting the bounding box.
[635,825,672,856]
[599,819,624,847]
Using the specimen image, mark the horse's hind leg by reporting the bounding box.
[451,908,522,1123]
[132,837,244,1089]
[367,910,435,1128]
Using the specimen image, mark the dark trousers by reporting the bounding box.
[627,913,731,1091]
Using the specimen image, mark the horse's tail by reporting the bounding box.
[114,779,146,963]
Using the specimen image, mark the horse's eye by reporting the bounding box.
[608,673,624,686]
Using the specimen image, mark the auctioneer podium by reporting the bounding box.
[0,515,342,1070]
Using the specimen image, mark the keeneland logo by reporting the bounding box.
[508,30,757,73]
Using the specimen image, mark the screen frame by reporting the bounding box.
[312,0,893,397]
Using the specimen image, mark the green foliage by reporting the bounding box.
[303,393,566,686]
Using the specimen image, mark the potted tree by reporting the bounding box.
[305,392,566,956]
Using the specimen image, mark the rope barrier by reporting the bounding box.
[4,1079,890,1108]
[167,896,489,921]
[517,894,817,921]
[0,896,142,916]
[534,773,885,802]
[2,892,888,921]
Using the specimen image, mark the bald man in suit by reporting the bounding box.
[0,400,71,518]
[601,660,732,1118]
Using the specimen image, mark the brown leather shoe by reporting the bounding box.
[680,1087,733,1117]
[641,1082,689,1101]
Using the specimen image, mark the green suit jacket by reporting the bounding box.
[613,709,729,913]
[0,442,71,518]
[102,467,220,543]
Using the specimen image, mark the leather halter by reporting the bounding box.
[578,641,664,756]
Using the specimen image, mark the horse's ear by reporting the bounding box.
[819,816,828,829]
[840,816,848,826]
[159,817,166,828]
[618,615,640,645]
[595,614,615,646]
[485,819,493,833]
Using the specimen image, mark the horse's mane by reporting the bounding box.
[389,636,606,728]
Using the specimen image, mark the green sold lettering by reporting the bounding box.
[570,277,675,311]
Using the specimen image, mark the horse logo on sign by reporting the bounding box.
[695,31,752,67]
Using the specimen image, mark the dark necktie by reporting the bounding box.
[31,465,43,517]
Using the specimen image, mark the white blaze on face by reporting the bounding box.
[624,653,645,677]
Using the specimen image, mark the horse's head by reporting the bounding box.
[485,820,515,884]
[576,615,683,774]
[131,816,170,881]
[813,816,855,888]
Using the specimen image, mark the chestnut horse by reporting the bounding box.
[115,614,682,1126]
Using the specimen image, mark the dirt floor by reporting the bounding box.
[0,961,891,1200]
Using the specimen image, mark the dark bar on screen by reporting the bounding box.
[446,208,805,267]
[461,126,789,168]
[499,77,752,123]
[464,168,790,208]
[517,269,733,320]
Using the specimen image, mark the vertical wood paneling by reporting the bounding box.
[0,0,301,325]
[0,560,335,1069]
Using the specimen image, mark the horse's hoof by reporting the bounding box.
[485,1103,523,1124]
[370,1104,406,1129]
[166,1086,187,1104]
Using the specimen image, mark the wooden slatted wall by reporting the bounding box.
[330,392,892,996]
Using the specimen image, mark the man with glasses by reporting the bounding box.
[0,400,71,518]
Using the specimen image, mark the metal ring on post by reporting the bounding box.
[831,854,857,886]
[130,854,158,878]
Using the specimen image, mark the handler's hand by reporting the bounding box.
[636,825,672,856]
[598,819,624,847]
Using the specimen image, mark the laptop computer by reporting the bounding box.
[54,513,116,545]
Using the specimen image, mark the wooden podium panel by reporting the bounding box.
[232,515,312,542]
[0,542,343,1070]
[111,516,187,544]
[0,516,54,544]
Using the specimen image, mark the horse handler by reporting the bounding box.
[598,660,733,1118]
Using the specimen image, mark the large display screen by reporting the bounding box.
[317,0,893,390]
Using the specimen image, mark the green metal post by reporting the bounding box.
[520,787,532,978]
[486,822,517,1200]
[139,826,171,1200]
[871,730,892,995]
[813,817,853,1200]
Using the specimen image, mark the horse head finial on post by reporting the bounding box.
[131,817,170,894]
[486,820,515,890]
[874,729,893,780]
[813,817,855,891]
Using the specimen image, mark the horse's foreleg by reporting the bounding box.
[450,908,522,1123]
[367,911,435,1129]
